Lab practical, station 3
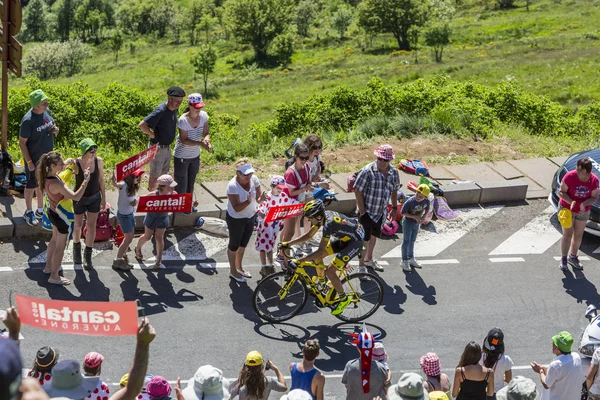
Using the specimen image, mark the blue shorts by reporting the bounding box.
[144,212,169,230]
[117,212,135,234]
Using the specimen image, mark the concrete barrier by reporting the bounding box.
[0,217,14,239]
[440,182,481,206]
[14,217,52,238]
[327,192,357,215]
[172,204,221,227]
[477,180,528,204]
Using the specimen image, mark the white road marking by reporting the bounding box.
[553,256,591,261]
[382,206,504,258]
[418,259,459,265]
[147,231,228,262]
[0,267,13,272]
[594,245,600,254]
[348,260,390,266]
[489,257,526,263]
[27,241,114,264]
[489,206,561,255]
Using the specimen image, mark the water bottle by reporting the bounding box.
[195,217,205,229]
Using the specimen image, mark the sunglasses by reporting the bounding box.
[311,145,322,150]
[299,156,309,161]
[158,184,166,188]
[377,158,390,163]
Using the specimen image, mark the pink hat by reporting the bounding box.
[270,175,285,186]
[146,376,172,398]
[373,144,395,161]
[157,174,177,188]
[372,342,387,362]
[83,352,104,369]
[420,352,441,376]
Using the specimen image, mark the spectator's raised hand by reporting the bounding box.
[174,377,184,400]
[137,317,156,346]
[3,307,21,340]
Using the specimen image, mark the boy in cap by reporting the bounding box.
[530,331,583,400]
[19,89,59,226]
[139,86,185,191]
[83,352,110,399]
[400,183,431,272]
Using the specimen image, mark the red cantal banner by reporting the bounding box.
[15,295,138,336]
[137,192,192,213]
[265,203,305,223]
[115,145,157,181]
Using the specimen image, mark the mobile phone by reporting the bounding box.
[265,359,271,370]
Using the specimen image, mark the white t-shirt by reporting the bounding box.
[480,353,514,393]
[227,175,260,219]
[590,348,600,394]
[307,155,320,181]
[174,111,209,159]
[541,352,583,400]
[117,182,136,215]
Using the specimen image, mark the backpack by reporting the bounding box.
[0,150,13,195]
[347,170,361,192]
[83,204,114,242]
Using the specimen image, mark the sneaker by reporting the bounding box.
[408,258,421,268]
[401,260,411,272]
[24,210,38,227]
[331,294,352,315]
[365,259,384,272]
[358,266,368,274]
[35,209,44,219]
[112,259,131,272]
[275,254,285,266]
[559,256,568,271]
[568,255,584,271]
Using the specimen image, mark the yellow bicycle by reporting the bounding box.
[252,245,384,323]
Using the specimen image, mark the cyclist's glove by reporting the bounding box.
[279,242,290,249]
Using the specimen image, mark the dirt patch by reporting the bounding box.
[201,136,524,181]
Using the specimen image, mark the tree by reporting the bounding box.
[497,0,515,8]
[331,5,354,40]
[110,31,124,63]
[184,0,204,45]
[295,0,316,37]
[424,22,451,62]
[23,0,48,42]
[272,32,295,68]
[56,0,79,41]
[191,45,218,95]
[150,0,175,38]
[73,0,114,44]
[225,0,295,64]
[358,0,429,50]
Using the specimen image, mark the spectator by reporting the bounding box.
[373,343,392,388]
[303,134,328,189]
[558,157,600,270]
[19,89,59,227]
[354,144,400,273]
[428,392,449,400]
[0,337,24,400]
[342,330,388,400]
[400,184,431,272]
[28,346,59,388]
[44,360,100,399]
[530,331,583,400]
[83,352,110,400]
[135,174,178,270]
[420,352,451,396]
[281,389,313,400]
[37,151,91,285]
[112,169,145,271]
[387,372,430,400]
[289,339,325,400]
[281,143,313,253]
[230,351,287,399]
[173,93,210,207]
[226,159,262,282]
[119,374,153,400]
[72,138,107,270]
[496,376,540,400]
[256,175,297,278]
[181,365,230,400]
[452,341,494,399]
[139,86,185,191]
[481,328,513,394]
[587,345,600,399]
[147,376,172,400]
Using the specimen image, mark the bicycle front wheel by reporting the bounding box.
[252,271,308,323]
[334,272,384,322]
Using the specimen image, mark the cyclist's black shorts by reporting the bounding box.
[325,239,363,270]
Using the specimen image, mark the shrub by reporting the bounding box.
[23,40,92,80]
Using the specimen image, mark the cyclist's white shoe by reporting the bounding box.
[408,258,421,268]
[401,260,411,272]
[358,266,368,274]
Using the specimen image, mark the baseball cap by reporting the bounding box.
[30,89,48,107]
[237,164,255,176]
[45,360,100,399]
[167,86,185,97]
[147,376,172,398]
[483,328,505,354]
[245,351,263,366]
[552,331,573,353]
[132,169,146,178]
[188,93,206,109]
[83,352,104,369]
[79,138,98,156]
[429,392,449,400]
[0,339,22,400]
[120,373,129,387]
[270,175,285,186]
[416,184,431,197]
[157,174,177,188]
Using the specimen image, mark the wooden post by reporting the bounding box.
[1,0,9,151]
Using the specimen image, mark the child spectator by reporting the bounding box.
[289,339,325,400]
[147,376,172,400]
[230,351,288,399]
[28,346,59,388]
[256,175,298,278]
[135,174,177,270]
[112,169,145,272]
[83,352,110,400]
[400,184,431,272]
[373,343,392,387]
[420,352,451,396]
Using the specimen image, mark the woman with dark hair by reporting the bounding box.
[230,351,287,399]
[558,156,600,271]
[37,151,90,285]
[27,346,59,388]
[452,342,494,400]
[480,328,513,394]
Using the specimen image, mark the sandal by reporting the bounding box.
[48,277,71,286]
[152,262,165,270]
[135,249,145,262]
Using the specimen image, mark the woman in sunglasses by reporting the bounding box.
[303,134,329,190]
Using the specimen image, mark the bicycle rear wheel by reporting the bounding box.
[252,271,308,323]
[334,272,384,322]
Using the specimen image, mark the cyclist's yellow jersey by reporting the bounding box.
[320,211,365,242]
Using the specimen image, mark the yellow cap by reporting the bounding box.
[245,350,263,366]
[429,391,449,400]
[558,208,572,229]
[416,184,431,197]
[120,373,129,387]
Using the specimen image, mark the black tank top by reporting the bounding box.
[75,157,100,197]
[457,368,490,400]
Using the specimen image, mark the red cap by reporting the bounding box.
[83,352,104,369]
[132,169,145,177]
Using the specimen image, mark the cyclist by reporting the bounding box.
[280,199,365,315]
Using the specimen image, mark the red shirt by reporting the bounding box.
[559,170,600,212]
[284,164,311,200]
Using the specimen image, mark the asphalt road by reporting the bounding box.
[2,199,600,399]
